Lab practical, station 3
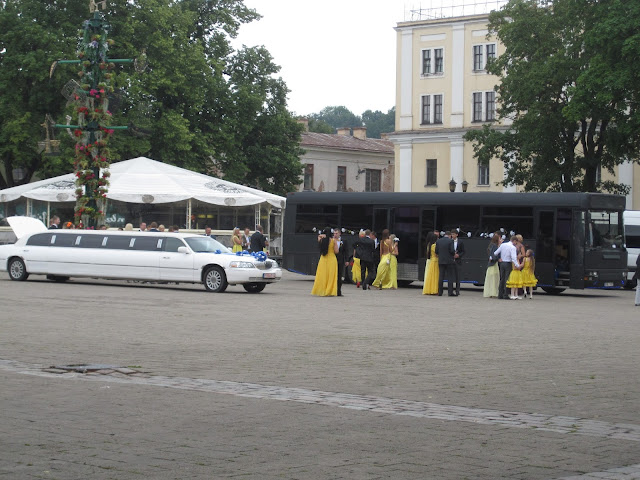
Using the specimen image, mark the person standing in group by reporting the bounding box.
[422,232,439,295]
[311,227,339,297]
[451,230,466,296]
[250,225,268,253]
[385,234,399,289]
[48,216,60,229]
[435,231,456,296]
[520,249,538,299]
[370,230,380,279]
[242,227,251,250]
[483,232,502,298]
[490,235,521,300]
[372,229,392,289]
[139,222,147,232]
[334,228,349,296]
[231,227,243,252]
[352,230,366,288]
[203,226,216,239]
[354,229,376,291]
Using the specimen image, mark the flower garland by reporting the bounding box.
[72,16,116,225]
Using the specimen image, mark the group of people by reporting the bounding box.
[422,230,465,296]
[311,226,539,299]
[229,225,269,253]
[311,227,400,297]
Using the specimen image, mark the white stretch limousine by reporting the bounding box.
[0,217,281,293]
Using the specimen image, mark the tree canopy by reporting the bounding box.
[464,0,640,193]
[306,105,395,139]
[0,0,304,196]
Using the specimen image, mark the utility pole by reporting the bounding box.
[51,0,140,228]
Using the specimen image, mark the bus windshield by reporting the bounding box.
[587,210,623,249]
[185,236,232,253]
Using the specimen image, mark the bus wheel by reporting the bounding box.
[624,279,637,290]
[541,287,565,295]
[8,258,29,281]
[204,266,228,292]
[397,280,413,288]
[243,283,266,293]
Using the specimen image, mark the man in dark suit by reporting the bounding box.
[355,229,376,290]
[435,231,456,296]
[451,230,466,296]
[370,230,380,278]
[48,215,60,229]
[249,225,268,253]
[334,229,348,296]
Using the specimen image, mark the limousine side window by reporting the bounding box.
[130,237,162,251]
[103,236,133,250]
[51,234,77,247]
[77,235,105,248]
[26,233,54,246]
[163,237,186,252]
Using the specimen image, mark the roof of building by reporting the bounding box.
[300,132,393,154]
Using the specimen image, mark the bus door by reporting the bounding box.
[417,208,436,281]
[535,210,557,287]
[389,206,421,281]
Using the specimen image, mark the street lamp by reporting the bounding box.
[461,180,469,193]
[449,178,457,192]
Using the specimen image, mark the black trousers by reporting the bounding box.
[453,262,462,294]
[337,262,344,295]
[360,260,375,289]
[438,263,455,296]
[498,262,513,299]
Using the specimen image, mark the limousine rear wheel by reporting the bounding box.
[243,282,266,293]
[8,258,28,281]
[204,266,228,292]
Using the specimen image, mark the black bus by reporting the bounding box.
[282,192,627,293]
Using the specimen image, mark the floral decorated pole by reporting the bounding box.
[52,1,134,228]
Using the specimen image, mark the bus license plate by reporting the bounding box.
[263,273,276,279]
[605,282,613,287]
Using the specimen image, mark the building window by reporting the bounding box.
[486,91,496,121]
[337,166,347,191]
[478,163,489,185]
[303,164,314,190]
[365,169,381,192]
[473,43,497,72]
[421,47,444,76]
[472,91,497,122]
[421,94,444,125]
[426,159,437,186]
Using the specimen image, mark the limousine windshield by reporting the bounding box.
[185,237,231,253]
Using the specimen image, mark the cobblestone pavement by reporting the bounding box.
[1,271,639,479]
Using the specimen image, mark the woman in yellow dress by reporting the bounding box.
[520,249,538,299]
[422,232,439,295]
[351,230,366,287]
[506,260,524,299]
[384,234,399,289]
[372,230,392,289]
[231,227,243,253]
[311,227,339,296]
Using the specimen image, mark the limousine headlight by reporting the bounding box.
[229,261,256,269]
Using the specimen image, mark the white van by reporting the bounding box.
[623,210,640,288]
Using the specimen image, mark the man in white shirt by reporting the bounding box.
[490,236,521,300]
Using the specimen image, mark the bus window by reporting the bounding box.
[341,205,373,232]
[625,225,640,248]
[294,204,339,233]
[439,205,481,235]
[481,206,533,238]
[588,210,623,249]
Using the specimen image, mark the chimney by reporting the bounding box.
[352,127,367,140]
[336,127,351,136]
[297,118,309,132]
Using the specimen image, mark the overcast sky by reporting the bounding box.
[232,1,411,117]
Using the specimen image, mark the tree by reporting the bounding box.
[362,107,395,139]
[308,106,362,132]
[0,0,304,195]
[464,0,640,193]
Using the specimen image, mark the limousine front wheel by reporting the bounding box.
[8,258,29,282]
[243,283,266,293]
[204,266,228,293]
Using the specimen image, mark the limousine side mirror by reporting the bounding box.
[177,246,189,254]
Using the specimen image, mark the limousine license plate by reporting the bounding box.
[263,272,276,279]
[604,282,613,287]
